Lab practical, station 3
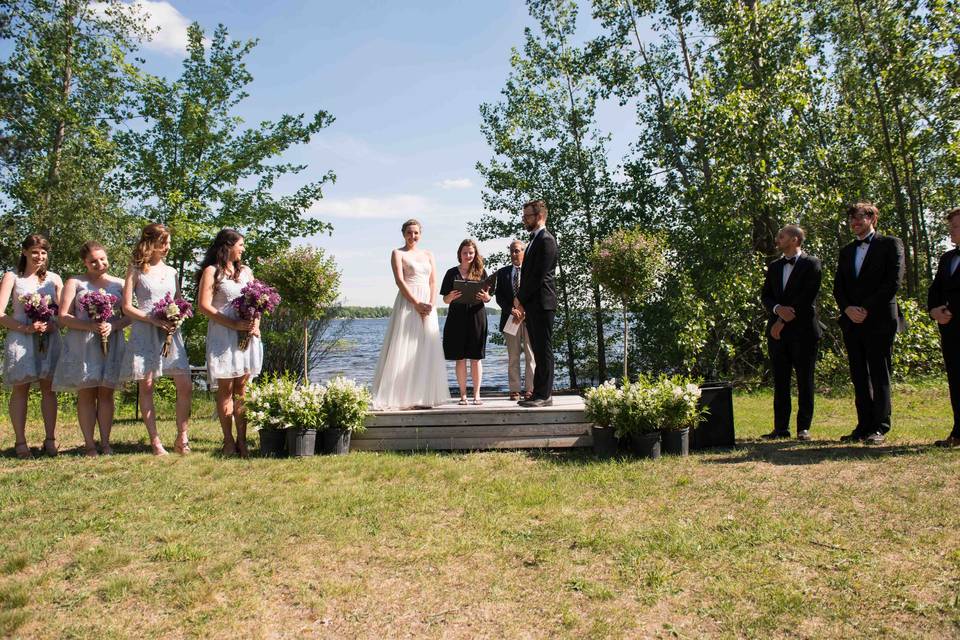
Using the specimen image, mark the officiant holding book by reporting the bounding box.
[495,239,535,401]
[441,239,491,405]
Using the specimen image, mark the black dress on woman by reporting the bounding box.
[440,266,488,360]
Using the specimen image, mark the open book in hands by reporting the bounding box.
[452,274,497,304]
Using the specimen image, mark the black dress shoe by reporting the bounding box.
[760,430,791,440]
[934,435,960,448]
[518,397,552,407]
[839,430,865,443]
[863,432,885,445]
[796,430,811,441]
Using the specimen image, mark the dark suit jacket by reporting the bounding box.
[494,264,519,332]
[927,248,960,339]
[760,253,823,340]
[518,228,557,312]
[833,233,906,334]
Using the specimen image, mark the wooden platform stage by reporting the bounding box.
[352,395,591,451]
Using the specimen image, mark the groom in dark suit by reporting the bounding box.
[833,202,906,445]
[760,224,823,441]
[515,199,557,407]
[928,207,960,447]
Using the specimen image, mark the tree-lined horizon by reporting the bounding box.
[474,0,957,386]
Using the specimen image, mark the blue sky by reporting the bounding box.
[134,0,637,306]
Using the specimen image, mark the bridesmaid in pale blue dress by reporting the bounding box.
[120,223,192,456]
[0,234,63,459]
[197,229,261,457]
[54,241,130,456]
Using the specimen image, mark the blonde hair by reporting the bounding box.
[131,223,170,272]
[401,219,422,234]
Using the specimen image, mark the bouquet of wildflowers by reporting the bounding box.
[230,279,280,350]
[19,293,58,353]
[77,288,119,355]
[151,292,193,358]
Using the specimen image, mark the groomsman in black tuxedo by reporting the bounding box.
[760,224,823,441]
[833,202,906,445]
[928,207,960,448]
[494,239,536,401]
[515,199,557,407]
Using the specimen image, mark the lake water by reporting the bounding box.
[309,317,557,391]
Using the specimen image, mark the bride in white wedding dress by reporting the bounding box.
[371,219,450,409]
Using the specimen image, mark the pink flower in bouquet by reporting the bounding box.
[151,292,193,358]
[78,288,119,355]
[230,279,280,350]
[19,293,58,353]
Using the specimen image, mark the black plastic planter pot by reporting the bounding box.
[591,425,618,458]
[630,431,661,459]
[286,428,317,457]
[258,428,287,458]
[661,427,690,456]
[321,427,351,455]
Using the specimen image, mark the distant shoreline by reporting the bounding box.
[335,305,501,319]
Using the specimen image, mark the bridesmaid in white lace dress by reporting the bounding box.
[197,229,261,457]
[120,224,192,456]
[54,241,130,456]
[0,234,63,458]
[371,219,449,410]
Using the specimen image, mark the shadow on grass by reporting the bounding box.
[700,439,934,465]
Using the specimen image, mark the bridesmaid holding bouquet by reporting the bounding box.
[197,229,265,457]
[0,234,63,458]
[120,223,193,456]
[54,241,130,456]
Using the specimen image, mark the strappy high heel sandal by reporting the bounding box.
[43,438,58,457]
[14,441,32,460]
[173,433,191,455]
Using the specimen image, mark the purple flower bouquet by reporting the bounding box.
[151,293,193,358]
[230,280,280,350]
[20,293,58,353]
[77,288,119,355]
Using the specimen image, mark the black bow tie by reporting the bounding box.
[855,235,873,247]
[783,256,797,265]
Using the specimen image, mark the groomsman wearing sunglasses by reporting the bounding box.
[928,207,960,448]
[833,202,906,445]
[760,224,823,441]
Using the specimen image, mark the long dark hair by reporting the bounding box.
[456,239,485,281]
[197,228,244,288]
[18,234,51,282]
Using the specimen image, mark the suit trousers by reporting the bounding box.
[505,321,535,394]
[525,308,555,400]
[942,332,960,437]
[768,335,818,433]
[842,326,895,435]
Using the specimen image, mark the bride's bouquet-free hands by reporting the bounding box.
[231,279,280,350]
[151,293,193,358]
[77,288,119,355]
[20,293,58,353]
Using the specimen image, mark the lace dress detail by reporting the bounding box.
[371,253,450,409]
[2,273,61,386]
[53,278,126,391]
[119,266,190,380]
[205,268,263,388]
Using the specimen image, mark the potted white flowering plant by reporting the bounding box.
[284,382,327,457]
[247,376,296,457]
[583,379,621,458]
[655,374,703,456]
[320,377,371,455]
[612,375,662,459]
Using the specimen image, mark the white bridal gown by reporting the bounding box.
[371,253,450,409]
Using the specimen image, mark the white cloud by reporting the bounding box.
[435,178,474,190]
[311,134,398,166]
[308,194,432,219]
[92,1,199,55]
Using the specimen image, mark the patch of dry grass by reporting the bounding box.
[0,384,958,638]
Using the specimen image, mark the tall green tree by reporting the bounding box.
[117,23,335,290]
[0,0,147,270]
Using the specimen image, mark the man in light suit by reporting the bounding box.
[515,199,557,407]
[833,202,905,445]
[928,207,960,447]
[760,224,823,441]
[494,239,535,401]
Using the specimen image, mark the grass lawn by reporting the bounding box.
[1,384,959,639]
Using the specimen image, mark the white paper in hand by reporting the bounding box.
[503,315,521,336]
